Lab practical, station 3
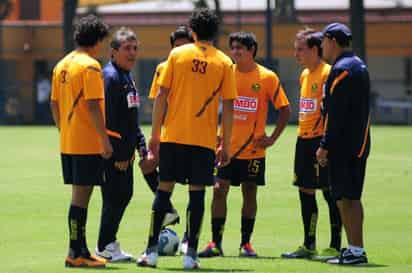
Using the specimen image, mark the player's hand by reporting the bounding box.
[316,147,328,167]
[254,134,275,149]
[148,137,160,160]
[114,160,129,171]
[139,152,158,173]
[216,144,230,167]
[101,138,113,159]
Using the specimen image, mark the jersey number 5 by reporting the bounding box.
[192,59,208,74]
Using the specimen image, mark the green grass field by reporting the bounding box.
[1,125,411,273]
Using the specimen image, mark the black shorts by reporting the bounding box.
[217,158,265,186]
[293,137,329,190]
[61,154,104,185]
[159,142,215,186]
[329,156,368,200]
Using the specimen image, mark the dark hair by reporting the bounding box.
[170,25,194,47]
[110,27,138,49]
[189,8,219,41]
[228,32,258,58]
[324,32,351,48]
[296,28,323,57]
[74,15,109,47]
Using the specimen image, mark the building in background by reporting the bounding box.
[1,0,412,124]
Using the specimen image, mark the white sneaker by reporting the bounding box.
[162,209,180,228]
[180,240,188,255]
[183,255,200,270]
[137,250,158,268]
[95,241,133,262]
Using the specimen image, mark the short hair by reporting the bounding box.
[170,25,194,47]
[189,8,219,41]
[296,28,323,57]
[228,32,258,58]
[110,27,138,49]
[74,15,109,47]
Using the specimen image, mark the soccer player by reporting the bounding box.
[316,22,371,265]
[139,25,194,230]
[281,28,342,261]
[137,9,237,269]
[50,15,110,268]
[198,32,290,258]
[94,27,141,262]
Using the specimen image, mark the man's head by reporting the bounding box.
[110,27,138,71]
[189,8,219,42]
[170,25,194,48]
[294,28,323,67]
[74,14,109,50]
[229,32,258,64]
[322,22,352,63]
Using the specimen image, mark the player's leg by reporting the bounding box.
[239,181,258,257]
[63,154,107,268]
[96,160,133,262]
[198,177,230,258]
[139,157,179,227]
[321,188,342,255]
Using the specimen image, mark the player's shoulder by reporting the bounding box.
[156,60,168,72]
[334,52,365,75]
[102,61,120,82]
[215,49,233,66]
[300,67,310,78]
[257,63,279,81]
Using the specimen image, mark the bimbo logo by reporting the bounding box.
[299,98,317,113]
[234,96,258,112]
[127,91,140,108]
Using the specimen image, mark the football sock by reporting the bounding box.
[211,217,226,247]
[68,205,88,257]
[187,190,205,251]
[147,190,171,248]
[348,244,365,256]
[143,170,159,193]
[299,191,318,250]
[241,217,255,246]
[322,189,342,250]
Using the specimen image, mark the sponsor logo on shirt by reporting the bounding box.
[299,98,317,113]
[127,91,140,108]
[251,83,261,92]
[234,96,258,112]
[311,83,318,93]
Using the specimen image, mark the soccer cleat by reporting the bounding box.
[137,249,158,268]
[65,254,107,268]
[95,241,133,262]
[180,239,188,255]
[162,208,180,228]
[327,248,368,265]
[281,245,317,259]
[183,248,200,269]
[312,247,340,261]
[198,241,224,258]
[239,242,258,257]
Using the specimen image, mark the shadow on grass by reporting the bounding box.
[221,255,278,260]
[163,268,251,272]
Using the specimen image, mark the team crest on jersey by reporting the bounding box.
[299,98,317,113]
[127,91,140,108]
[311,83,318,93]
[234,96,258,112]
[251,83,261,92]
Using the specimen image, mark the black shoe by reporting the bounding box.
[198,242,224,258]
[327,248,368,265]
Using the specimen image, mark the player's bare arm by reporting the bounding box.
[255,105,290,148]
[87,99,113,159]
[150,86,169,158]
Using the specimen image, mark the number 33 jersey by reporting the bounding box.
[158,41,237,151]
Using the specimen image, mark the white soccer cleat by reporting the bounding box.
[183,255,200,270]
[95,241,133,262]
[162,209,180,228]
[137,250,158,268]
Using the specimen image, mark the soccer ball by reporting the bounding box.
[158,228,179,256]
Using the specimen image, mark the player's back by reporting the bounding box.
[51,50,105,154]
[159,41,236,150]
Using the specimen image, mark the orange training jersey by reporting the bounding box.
[148,61,167,99]
[231,64,290,159]
[158,41,237,150]
[51,50,105,154]
[297,62,330,138]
